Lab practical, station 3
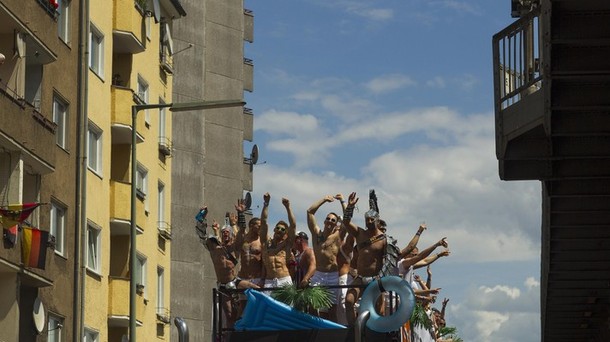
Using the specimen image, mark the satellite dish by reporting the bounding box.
[250,144,259,165]
[32,297,45,334]
[244,192,252,209]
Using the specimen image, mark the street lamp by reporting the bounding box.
[129,99,245,342]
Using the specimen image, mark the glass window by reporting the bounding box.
[87,122,103,174]
[157,266,164,315]
[50,201,66,256]
[136,163,148,199]
[83,328,99,342]
[86,223,101,273]
[137,76,150,123]
[89,24,104,77]
[57,0,70,43]
[135,254,147,297]
[53,95,69,149]
[48,314,63,342]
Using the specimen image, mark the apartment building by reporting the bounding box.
[84,0,186,341]
[493,0,610,340]
[0,0,80,341]
[170,0,254,340]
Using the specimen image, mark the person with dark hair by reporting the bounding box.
[234,199,264,287]
[292,231,316,288]
[195,206,258,328]
[261,193,297,289]
[306,194,347,321]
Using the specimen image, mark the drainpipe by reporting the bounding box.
[73,0,89,340]
[174,317,189,342]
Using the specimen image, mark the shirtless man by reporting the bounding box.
[234,200,264,286]
[342,192,399,325]
[261,193,297,289]
[293,231,316,288]
[195,206,258,328]
[306,194,347,320]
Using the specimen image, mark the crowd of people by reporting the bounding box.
[195,191,457,341]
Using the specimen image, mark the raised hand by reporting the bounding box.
[263,192,270,204]
[347,192,359,206]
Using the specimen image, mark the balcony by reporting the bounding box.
[108,277,145,326]
[160,45,173,74]
[113,0,146,54]
[110,180,147,233]
[157,221,172,240]
[158,136,172,156]
[243,58,254,92]
[244,9,254,43]
[111,86,145,145]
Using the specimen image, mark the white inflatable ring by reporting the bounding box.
[359,276,415,333]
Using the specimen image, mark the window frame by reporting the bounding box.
[57,0,70,44]
[86,223,101,274]
[50,200,66,256]
[157,266,165,315]
[137,76,150,124]
[135,253,147,298]
[47,313,63,342]
[89,24,104,77]
[53,95,69,149]
[83,327,99,342]
[87,121,103,175]
[136,163,148,199]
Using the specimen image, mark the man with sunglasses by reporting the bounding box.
[305,194,348,321]
[260,193,297,289]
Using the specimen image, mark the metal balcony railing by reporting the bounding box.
[158,221,172,239]
[493,7,542,110]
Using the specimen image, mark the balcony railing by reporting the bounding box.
[157,221,172,240]
[493,7,542,110]
[158,136,172,156]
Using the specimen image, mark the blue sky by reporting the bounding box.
[244,1,541,341]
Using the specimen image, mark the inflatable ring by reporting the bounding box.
[359,276,415,333]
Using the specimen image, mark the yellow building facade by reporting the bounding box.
[85,0,184,340]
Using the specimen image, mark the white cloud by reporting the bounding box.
[448,278,540,341]
[365,74,417,94]
[426,76,446,88]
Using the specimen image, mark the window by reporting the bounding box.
[135,254,147,297]
[87,122,103,174]
[157,182,165,224]
[157,267,165,315]
[57,0,70,43]
[158,103,166,141]
[137,76,150,124]
[83,328,99,342]
[86,223,101,273]
[48,314,63,342]
[136,163,148,199]
[89,24,104,77]
[50,201,66,256]
[53,95,69,149]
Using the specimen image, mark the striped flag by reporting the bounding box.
[21,226,48,269]
[2,224,18,247]
[0,203,41,228]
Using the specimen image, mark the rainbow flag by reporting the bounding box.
[21,226,48,269]
[2,224,18,247]
[0,203,41,228]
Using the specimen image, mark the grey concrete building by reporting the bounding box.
[170,0,254,341]
[494,0,610,340]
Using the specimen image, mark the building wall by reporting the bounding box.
[0,0,80,340]
[171,0,253,341]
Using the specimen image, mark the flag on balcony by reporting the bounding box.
[21,226,49,269]
[0,203,42,228]
[2,224,18,247]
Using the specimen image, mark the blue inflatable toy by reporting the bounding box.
[359,276,415,333]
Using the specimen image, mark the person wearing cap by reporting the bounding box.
[260,193,297,289]
[292,231,316,288]
[342,191,397,326]
[195,206,259,328]
[305,194,347,321]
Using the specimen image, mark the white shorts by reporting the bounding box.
[336,273,348,325]
[264,276,292,289]
[310,270,340,304]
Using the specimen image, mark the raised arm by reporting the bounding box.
[283,197,297,241]
[260,193,270,244]
[306,195,334,236]
[400,238,448,269]
[234,199,247,253]
[414,249,450,269]
[195,206,218,250]
[343,192,360,238]
[399,224,427,259]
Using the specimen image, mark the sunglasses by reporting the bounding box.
[325,217,337,223]
[274,226,286,232]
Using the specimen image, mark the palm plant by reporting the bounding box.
[437,326,464,342]
[409,303,433,330]
[271,285,333,313]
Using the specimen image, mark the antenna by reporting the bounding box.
[243,144,259,171]
[32,297,45,334]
